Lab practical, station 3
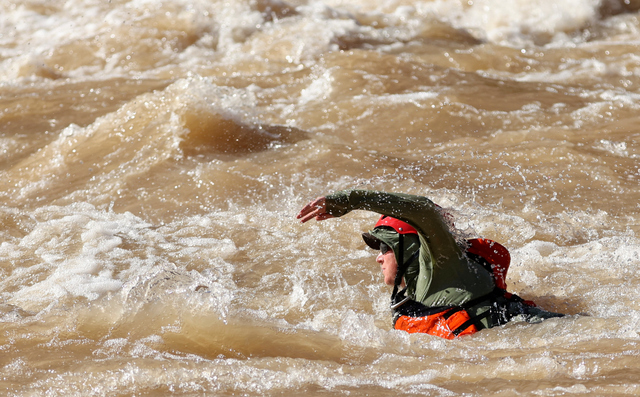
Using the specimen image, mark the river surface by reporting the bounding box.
[2,0,640,395]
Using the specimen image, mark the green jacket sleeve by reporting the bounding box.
[325,190,460,267]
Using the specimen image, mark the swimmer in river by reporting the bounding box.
[297,190,564,339]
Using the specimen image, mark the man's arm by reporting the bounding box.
[299,190,462,264]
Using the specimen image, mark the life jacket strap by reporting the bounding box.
[440,288,510,335]
[390,248,420,305]
[392,234,405,289]
[449,308,492,336]
[392,288,453,316]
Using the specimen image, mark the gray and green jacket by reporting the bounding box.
[324,190,495,308]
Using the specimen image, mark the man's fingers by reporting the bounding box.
[297,197,328,223]
[298,210,318,223]
[297,202,318,220]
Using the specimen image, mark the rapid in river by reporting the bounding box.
[2,0,640,395]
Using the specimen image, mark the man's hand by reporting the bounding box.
[297,197,334,223]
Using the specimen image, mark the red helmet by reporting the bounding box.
[374,215,418,235]
[362,215,417,250]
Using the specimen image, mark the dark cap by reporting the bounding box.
[361,232,381,250]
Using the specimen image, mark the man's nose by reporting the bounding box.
[376,252,384,263]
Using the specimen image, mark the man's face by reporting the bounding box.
[377,243,398,286]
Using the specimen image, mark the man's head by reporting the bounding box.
[362,216,420,286]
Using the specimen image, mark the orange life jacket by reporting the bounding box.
[395,307,479,339]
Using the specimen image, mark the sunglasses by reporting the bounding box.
[379,242,392,255]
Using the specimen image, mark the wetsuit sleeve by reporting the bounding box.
[325,190,461,262]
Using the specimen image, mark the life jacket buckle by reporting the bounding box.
[390,295,410,310]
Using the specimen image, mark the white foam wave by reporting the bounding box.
[511,235,640,316]
[1,0,623,84]
[0,203,237,312]
[420,0,602,46]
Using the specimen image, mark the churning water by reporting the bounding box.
[2,0,640,395]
